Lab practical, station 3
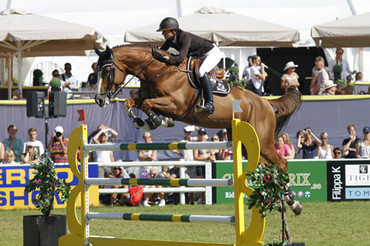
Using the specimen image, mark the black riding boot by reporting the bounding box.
[199,73,215,114]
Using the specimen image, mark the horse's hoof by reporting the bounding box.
[291,201,303,216]
[162,117,175,127]
[133,118,145,129]
[145,119,158,130]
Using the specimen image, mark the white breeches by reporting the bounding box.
[199,45,223,77]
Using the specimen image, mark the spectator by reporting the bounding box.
[242,56,253,82]
[193,128,215,204]
[48,126,68,163]
[356,126,370,159]
[142,167,166,207]
[281,61,300,94]
[21,142,39,164]
[26,127,45,156]
[342,124,360,158]
[355,72,363,82]
[328,48,356,82]
[250,55,267,96]
[210,134,221,160]
[105,166,130,206]
[296,127,321,159]
[3,150,16,165]
[311,56,330,95]
[47,70,62,99]
[281,132,295,158]
[87,62,98,90]
[323,80,337,96]
[274,135,294,160]
[0,141,4,162]
[317,132,334,159]
[92,128,115,178]
[220,129,233,160]
[11,89,23,100]
[60,62,79,99]
[295,130,304,159]
[129,89,140,99]
[333,147,343,159]
[3,125,24,162]
[138,132,157,177]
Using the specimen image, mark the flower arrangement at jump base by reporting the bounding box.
[246,164,289,217]
[25,155,71,217]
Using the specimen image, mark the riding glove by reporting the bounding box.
[152,49,167,63]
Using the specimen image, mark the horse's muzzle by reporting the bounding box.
[94,94,110,108]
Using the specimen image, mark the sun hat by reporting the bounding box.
[324,80,337,90]
[184,125,195,132]
[25,142,35,147]
[284,61,298,71]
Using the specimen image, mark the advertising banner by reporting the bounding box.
[327,160,370,201]
[0,164,99,210]
[214,160,327,204]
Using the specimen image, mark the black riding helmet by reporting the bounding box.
[156,17,179,32]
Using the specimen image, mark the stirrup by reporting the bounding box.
[196,102,215,114]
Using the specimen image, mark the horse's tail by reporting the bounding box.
[268,87,302,137]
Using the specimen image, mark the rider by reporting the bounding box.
[152,17,223,114]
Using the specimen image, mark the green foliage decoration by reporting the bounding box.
[246,164,289,217]
[25,155,71,217]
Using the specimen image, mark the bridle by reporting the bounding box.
[96,52,155,100]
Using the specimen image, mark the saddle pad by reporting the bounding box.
[186,57,230,95]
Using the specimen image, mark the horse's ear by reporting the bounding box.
[94,45,102,56]
[106,45,112,55]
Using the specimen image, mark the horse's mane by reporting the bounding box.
[112,44,171,56]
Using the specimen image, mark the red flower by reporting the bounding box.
[263,174,271,184]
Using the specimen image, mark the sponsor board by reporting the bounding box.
[327,160,370,201]
[0,164,99,210]
[214,161,327,204]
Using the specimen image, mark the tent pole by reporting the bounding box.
[17,41,22,93]
[7,56,12,99]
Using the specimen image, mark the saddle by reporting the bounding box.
[186,56,230,95]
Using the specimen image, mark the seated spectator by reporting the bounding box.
[333,147,343,159]
[356,126,370,159]
[48,126,68,163]
[323,80,337,95]
[0,141,4,162]
[12,89,23,100]
[281,61,300,94]
[3,150,16,165]
[342,124,360,158]
[142,167,165,207]
[3,125,24,162]
[193,128,215,204]
[210,134,221,160]
[106,166,130,206]
[281,132,295,158]
[220,129,233,160]
[21,142,39,164]
[92,128,115,177]
[317,132,334,159]
[138,132,157,176]
[355,72,363,82]
[297,127,321,159]
[26,127,45,156]
[274,135,294,160]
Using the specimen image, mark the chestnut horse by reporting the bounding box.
[94,45,301,172]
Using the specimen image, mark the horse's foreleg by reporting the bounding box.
[124,98,150,129]
[141,97,178,129]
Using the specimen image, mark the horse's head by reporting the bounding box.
[94,45,127,107]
